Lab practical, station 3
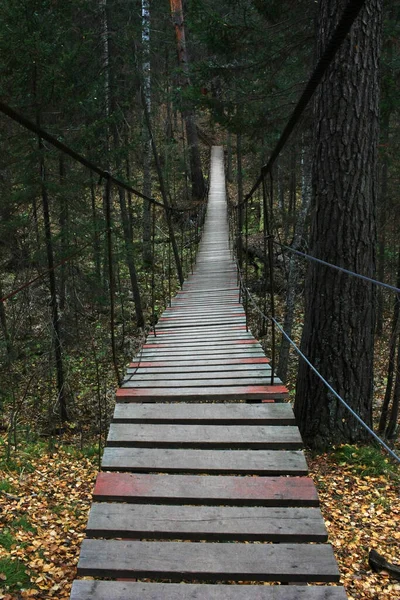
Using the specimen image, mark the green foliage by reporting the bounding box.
[333,444,397,478]
[13,516,37,534]
[0,557,30,592]
[0,479,13,493]
[0,529,15,551]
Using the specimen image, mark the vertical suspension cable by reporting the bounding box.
[104,175,120,385]
[268,172,276,384]
[190,209,194,273]
[262,175,268,339]
[168,226,172,306]
[151,203,156,336]
[245,194,249,332]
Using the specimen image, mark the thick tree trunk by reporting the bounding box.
[142,0,152,266]
[169,0,205,200]
[294,0,382,449]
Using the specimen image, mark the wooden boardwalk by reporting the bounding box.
[70,147,347,599]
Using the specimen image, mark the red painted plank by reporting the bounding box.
[93,472,319,506]
[129,357,270,368]
[116,385,288,399]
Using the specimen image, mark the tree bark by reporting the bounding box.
[169,0,205,200]
[142,0,152,266]
[295,0,382,449]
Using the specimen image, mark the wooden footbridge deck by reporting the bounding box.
[70,147,347,599]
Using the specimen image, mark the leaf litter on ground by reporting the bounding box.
[0,440,399,599]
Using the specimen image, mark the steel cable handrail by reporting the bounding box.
[240,0,367,206]
[274,241,400,295]
[236,265,400,464]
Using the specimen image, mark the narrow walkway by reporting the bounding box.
[70,147,347,599]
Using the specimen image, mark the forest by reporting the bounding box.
[0,0,399,598]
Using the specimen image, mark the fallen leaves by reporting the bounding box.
[1,442,399,599]
[0,447,97,599]
[308,450,400,599]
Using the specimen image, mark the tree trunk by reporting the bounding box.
[278,143,311,382]
[378,247,400,434]
[169,0,205,200]
[294,0,382,449]
[39,139,68,423]
[58,155,67,311]
[141,89,184,286]
[0,280,12,361]
[376,111,390,336]
[106,2,144,328]
[142,0,152,266]
[90,173,102,286]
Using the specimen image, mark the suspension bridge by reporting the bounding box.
[1,2,398,596]
[69,147,347,599]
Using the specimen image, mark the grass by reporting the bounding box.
[0,557,30,592]
[13,515,37,534]
[0,529,15,551]
[333,444,397,477]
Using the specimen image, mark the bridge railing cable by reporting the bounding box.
[239,0,367,207]
[236,267,400,464]
[0,102,208,459]
[275,241,400,295]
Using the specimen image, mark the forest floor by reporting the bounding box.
[0,436,399,600]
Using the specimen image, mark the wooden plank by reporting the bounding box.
[93,472,319,506]
[121,377,282,388]
[101,447,308,474]
[112,403,294,425]
[106,424,302,449]
[126,364,271,375]
[71,581,348,600]
[129,358,270,368]
[140,344,262,353]
[144,339,260,348]
[77,539,340,582]
[86,503,327,542]
[123,372,274,382]
[116,385,288,401]
[139,349,265,357]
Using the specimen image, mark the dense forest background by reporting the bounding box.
[1,2,400,599]
[0,0,399,452]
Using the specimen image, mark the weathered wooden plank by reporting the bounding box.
[93,472,318,505]
[129,357,270,368]
[77,539,340,582]
[139,350,265,357]
[123,373,275,383]
[144,339,259,348]
[112,402,294,424]
[106,424,302,449]
[116,385,288,401]
[101,447,308,474]
[71,580,348,600]
[141,344,262,353]
[121,377,282,388]
[86,503,327,542]
[126,361,271,372]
